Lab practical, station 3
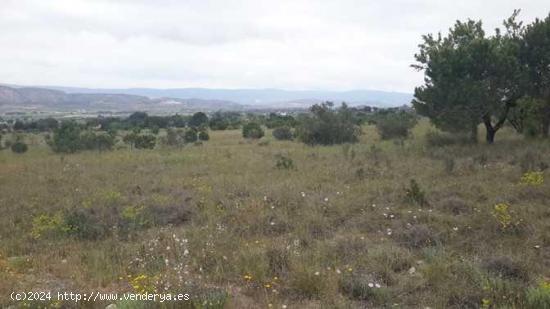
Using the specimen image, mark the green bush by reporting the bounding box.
[64,208,111,240]
[50,121,82,153]
[242,122,264,139]
[289,266,327,299]
[134,135,156,149]
[31,213,68,239]
[209,111,242,130]
[339,274,390,304]
[375,111,417,140]
[275,154,295,170]
[526,281,550,309]
[296,102,360,145]
[124,133,156,149]
[198,130,210,141]
[264,113,297,128]
[183,128,198,143]
[10,141,28,154]
[405,179,428,206]
[188,112,209,128]
[80,131,115,151]
[165,128,183,146]
[272,126,293,140]
[209,118,229,130]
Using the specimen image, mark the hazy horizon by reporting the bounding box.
[1,0,548,93]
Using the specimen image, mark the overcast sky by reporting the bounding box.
[0,0,547,93]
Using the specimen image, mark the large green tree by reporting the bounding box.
[519,13,550,137]
[413,14,523,143]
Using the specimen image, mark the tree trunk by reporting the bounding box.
[485,125,496,144]
[542,103,550,138]
[482,105,510,144]
[542,119,550,138]
[483,115,496,144]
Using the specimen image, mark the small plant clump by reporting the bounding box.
[492,203,513,230]
[198,130,210,141]
[183,128,199,143]
[275,154,295,170]
[10,141,28,154]
[242,122,265,139]
[526,280,550,308]
[272,126,293,140]
[520,171,544,186]
[405,179,428,206]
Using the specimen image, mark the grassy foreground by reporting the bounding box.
[1,122,550,308]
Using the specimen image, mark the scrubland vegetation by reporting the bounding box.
[1,9,550,309]
[1,116,550,308]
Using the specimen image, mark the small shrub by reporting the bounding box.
[443,157,455,174]
[289,267,326,299]
[50,121,81,153]
[526,280,550,309]
[242,122,264,139]
[375,111,417,140]
[404,179,428,206]
[396,224,438,248]
[275,154,295,170]
[482,256,529,281]
[129,274,157,294]
[31,213,68,239]
[355,167,366,180]
[520,171,544,186]
[475,153,489,167]
[266,247,289,277]
[134,135,156,149]
[296,102,360,145]
[492,203,513,230]
[10,141,28,154]
[198,130,210,141]
[120,205,151,231]
[339,274,389,303]
[124,133,156,149]
[165,128,184,146]
[272,126,293,140]
[146,203,192,226]
[209,118,229,130]
[64,208,110,240]
[439,196,471,215]
[517,150,548,173]
[80,131,115,151]
[183,128,198,143]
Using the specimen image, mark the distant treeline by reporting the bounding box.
[1,105,389,134]
[0,104,416,154]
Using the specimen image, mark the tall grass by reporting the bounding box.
[1,121,549,307]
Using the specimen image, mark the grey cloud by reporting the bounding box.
[0,0,548,91]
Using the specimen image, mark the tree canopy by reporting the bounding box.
[412,11,543,143]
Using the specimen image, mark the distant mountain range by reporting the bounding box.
[44,86,413,107]
[0,84,413,113]
[0,85,242,113]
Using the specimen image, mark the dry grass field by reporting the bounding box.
[1,121,550,308]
